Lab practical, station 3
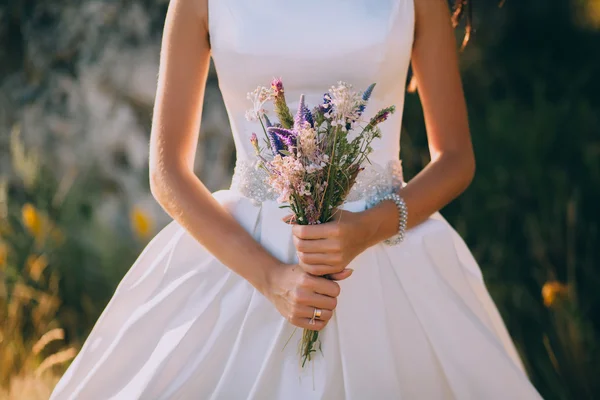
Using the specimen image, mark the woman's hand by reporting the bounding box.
[290,210,377,280]
[265,263,342,331]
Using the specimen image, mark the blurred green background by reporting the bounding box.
[1,0,599,398]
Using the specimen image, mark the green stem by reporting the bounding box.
[258,116,270,146]
[299,125,344,367]
[318,125,340,219]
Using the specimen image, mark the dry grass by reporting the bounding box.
[0,228,76,397]
[0,127,76,398]
[0,262,76,397]
[0,373,61,400]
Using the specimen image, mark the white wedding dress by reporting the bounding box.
[51,0,542,399]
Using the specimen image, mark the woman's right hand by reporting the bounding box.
[265,263,349,331]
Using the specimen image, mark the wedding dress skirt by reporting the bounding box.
[51,0,542,398]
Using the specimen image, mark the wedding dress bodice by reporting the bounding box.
[209,0,415,164]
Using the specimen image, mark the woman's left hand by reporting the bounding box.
[288,210,376,280]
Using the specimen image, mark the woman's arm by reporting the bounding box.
[359,0,475,243]
[291,0,475,276]
[150,0,341,329]
[149,0,277,293]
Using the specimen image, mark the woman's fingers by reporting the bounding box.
[297,251,342,266]
[293,236,339,253]
[305,292,337,311]
[286,278,337,331]
[292,223,340,240]
[307,275,341,298]
[288,303,333,331]
[299,262,345,277]
[328,268,353,281]
[293,305,333,321]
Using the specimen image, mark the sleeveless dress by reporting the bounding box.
[50,0,542,398]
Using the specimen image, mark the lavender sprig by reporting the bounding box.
[357,83,376,115]
[265,124,286,156]
[268,127,297,151]
[295,94,315,129]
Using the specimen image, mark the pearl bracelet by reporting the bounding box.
[377,192,408,245]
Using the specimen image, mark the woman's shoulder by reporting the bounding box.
[166,0,209,32]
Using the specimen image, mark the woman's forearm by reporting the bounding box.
[150,166,280,294]
[361,151,475,246]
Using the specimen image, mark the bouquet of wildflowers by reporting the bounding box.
[246,78,396,367]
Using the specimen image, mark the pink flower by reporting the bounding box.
[271,77,294,128]
[271,77,284,96]
[250,133,260,154]
[267,155,305,203]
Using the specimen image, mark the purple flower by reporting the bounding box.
[268,127,297,150]
[376,112,390,123]
[367,105,396,128]
[372,110,390,124]
[271,77,284,96]
[362,83,375,102]
[267,132,285,156]
[294,94,315,129]
[265,123,288,156]
[320,93,332,114]
[357,83,376,115]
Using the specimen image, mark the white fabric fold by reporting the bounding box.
[50,191,542,400]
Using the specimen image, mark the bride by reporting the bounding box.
[51,0,542,398]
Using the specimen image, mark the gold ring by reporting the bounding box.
[313,308,322,320]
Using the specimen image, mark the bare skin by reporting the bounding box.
[149,0,345,332]
[150,0,473,330]
[291,0,475,277]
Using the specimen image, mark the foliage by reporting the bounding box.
[402,1,600,399]
[0,127,150,395]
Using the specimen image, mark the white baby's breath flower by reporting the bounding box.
[298,181,311,197]
[245,85,274,121]
[327,81,365,129]
[245,109,259,121]
[305,163,324,173]
[297,126,319,162]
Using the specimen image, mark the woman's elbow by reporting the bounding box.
[460,150,476,191]
[149,163,179,207]
[149,167,167,204]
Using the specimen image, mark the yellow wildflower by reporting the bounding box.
[542,281,569,307]
[22,203,44,241]
[27,254,49,282]
[130,206,153,239]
